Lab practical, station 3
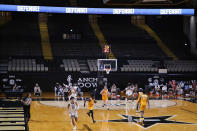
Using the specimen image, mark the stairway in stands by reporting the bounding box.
[98,15,166,58]
[130,15,177,59]
[89,15,116,59]
[38,13,53,60]
[0,12,12,27]
[78,60,90,73]
[0,100,26,131]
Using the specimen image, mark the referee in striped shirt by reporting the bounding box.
[21,93,32,124]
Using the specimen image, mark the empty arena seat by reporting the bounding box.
[164,60,197,72]
[7,59,48,72]
[87,60,98,72]
[121,60,159,72]
[60,59,80,72]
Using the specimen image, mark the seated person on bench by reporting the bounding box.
[34,83,42,96]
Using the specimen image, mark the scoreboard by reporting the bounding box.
[0,4,195,15]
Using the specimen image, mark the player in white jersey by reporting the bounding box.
[68,97,78,130]
[69,86,77,100]
[111,84,117,100]
[122,83,134,101]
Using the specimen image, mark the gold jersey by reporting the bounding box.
[137,92,143,102]
[140,94,148,105]
[88,98,94,110]
[102,89,108,101]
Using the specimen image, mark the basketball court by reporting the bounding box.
[28,97,197,131]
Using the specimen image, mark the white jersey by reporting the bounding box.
[155,85,160,91]
[71,88,76,94]
[126,87,133,96]
[111,87,117,93]
[69,88,77,100]
[69,102,78,117]
[59,87,63,93]
[177,88,183,95]
[73,86,78,91]
[162,85,167,92]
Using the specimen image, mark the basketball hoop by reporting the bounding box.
[97,59,117,74]
[105,68,111,74]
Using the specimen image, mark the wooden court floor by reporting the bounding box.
[28,99,197,131]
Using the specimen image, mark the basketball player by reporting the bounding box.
[122,83,134,101]
[100,85,109,110]
[138,91,150,125]
[136,88,143,112]
[63,83,70,101]
[155,84,161,99]
[58,86,64,97]
[162,84,168,99]
[69,86,77,100]
[176,84,182,98]
[84,95,96,123]
[68,97,78,130]
[168,85,174,98]
[162,84,167,95]
[54,83,60,96]
[111,84,117,100]
[34,83,41,97]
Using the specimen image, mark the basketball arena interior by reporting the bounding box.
[0,0,197,131]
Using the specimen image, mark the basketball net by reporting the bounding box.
[105,68,111,74]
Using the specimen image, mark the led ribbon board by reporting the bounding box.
[0,4,194,15]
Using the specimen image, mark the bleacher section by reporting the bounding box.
[151,16,195,58]
[121,60,159,72]
[87,59,98,72]
[0,14,192,60]
[0,13,196,74]
[98,15,165,58]
[164,60,197,72]
[48,14,102,58]
[0,100,26,131]
[0,59,8,74]
[1,58,197,73]
[8,59,48,72]
[0,13,42,57]
[60,59,80,72]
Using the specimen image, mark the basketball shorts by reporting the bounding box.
[70,112,78,118]
[126,91,133,96]
[102,96,108,101]
[140,104,147,111]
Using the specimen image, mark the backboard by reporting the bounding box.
[97,59,117,73]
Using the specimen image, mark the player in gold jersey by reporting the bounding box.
[136,88,143,112]
[138,91,150,124]
[84,95,96,123]
[100,86,109,110]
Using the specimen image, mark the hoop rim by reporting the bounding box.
[105,68,111,74]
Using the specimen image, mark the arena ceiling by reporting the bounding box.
[103,0,193,7]
[0,0,194,8]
